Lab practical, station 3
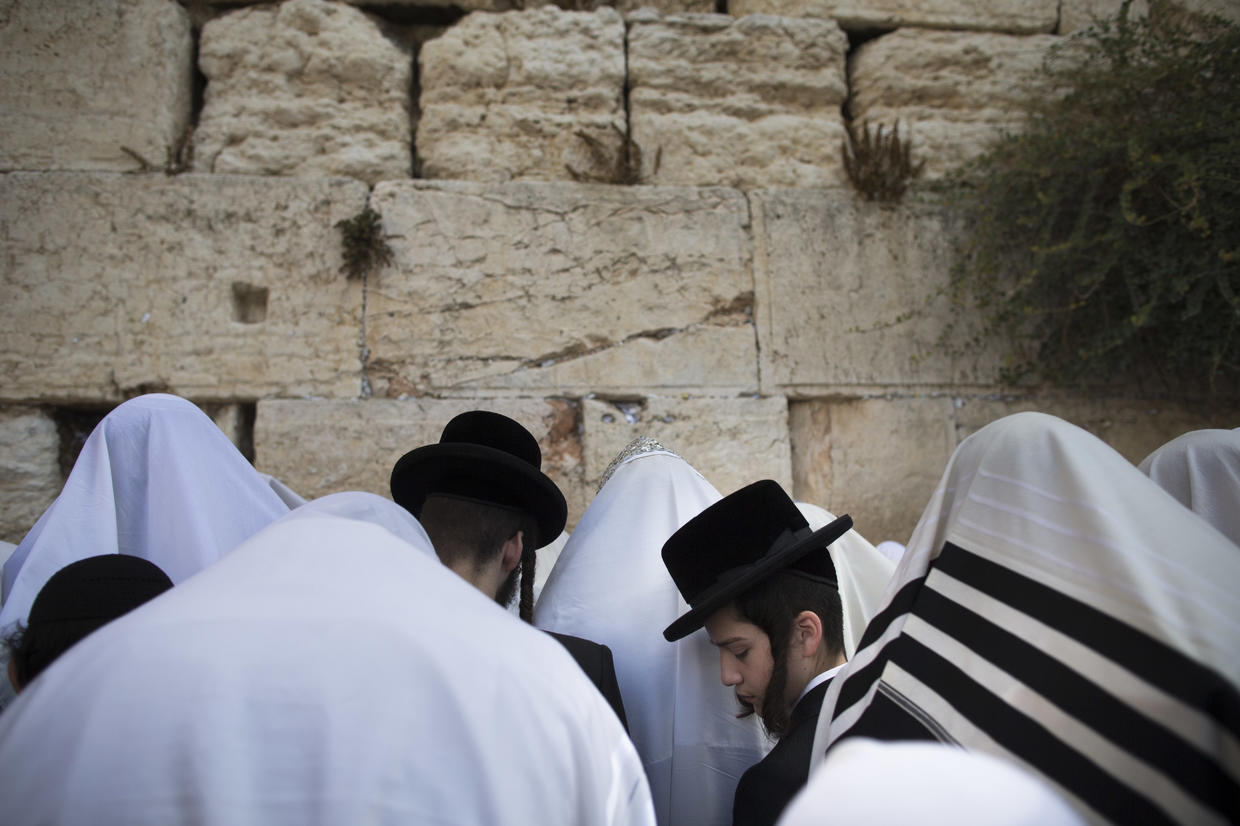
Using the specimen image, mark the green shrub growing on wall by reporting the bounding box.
[949,0,1240,394]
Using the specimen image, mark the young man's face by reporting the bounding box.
[705,604,775,716]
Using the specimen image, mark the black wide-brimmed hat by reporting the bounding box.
[390,411,567,549]
[661,479,852,641]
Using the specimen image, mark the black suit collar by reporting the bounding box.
[789,678,831,731]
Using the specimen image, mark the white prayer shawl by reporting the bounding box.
[534,441,770,826]
[1,394,289,629]
[260,472,308,509]
[0,492,655,826]
[779,738,1085,826]
[810,412,1240,826]
[794,502,896,659]
[1139,428,1240,548]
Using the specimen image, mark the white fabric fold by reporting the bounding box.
[1138,428,1240,548]
[794,502,895,660]
[1,394,290,630]
[780,739,1085,826]
[0,491,655,826]
[534,445,769,826]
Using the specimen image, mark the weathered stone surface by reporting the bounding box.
[617,0,719,12]
[628,12,848,188]
[0,173,368,403]
[581,396,792,495]
[1061,0,1238,33]
[347,0,515,10]
[850,29,1061,179]
[790,396,955,545]
[0,0,193,172]
[0,407,62,544]
[1059,0,1148,32]
[751,188,1000,394]
[366,180,757,397]
[416,7,625,183]
[515,0,719,12]
[727,0,1057,33]
[1183,0,1240,23]
[194,0,412,185]
[953,396,1240,466]
[254,397,586,522]
[201,402,253,457]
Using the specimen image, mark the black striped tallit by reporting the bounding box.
[825,541,1240,826]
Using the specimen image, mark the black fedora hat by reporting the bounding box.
[390,411,567,549]
[661,480,852,641]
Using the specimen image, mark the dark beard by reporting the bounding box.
[495,566,520,609]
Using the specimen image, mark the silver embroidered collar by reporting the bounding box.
[596,436,681,492]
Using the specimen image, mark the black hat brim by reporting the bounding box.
[391,442,567,550]
[662,514,853,641]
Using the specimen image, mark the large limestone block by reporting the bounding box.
[850,29,1061,179]
[581,396,792,495]
[616,0,719,11]
[253,397,586,521]
[727,0,1057,33]
[0,173,368,402]
[194,0,412,185]
[0,0,193,172]
[417,7,626,182]
[790,396,955,545]
[751,189,1000,394]
[628,12,849,189]
[366,180,757,397]
[517,0,717,11]
[953,396,1240,465]
[0,407,63,544]
[1061,0,1237,33]
[1059,0,1147,32]
[351,0,514,9]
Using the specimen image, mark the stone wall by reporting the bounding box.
[2,0,1236,548]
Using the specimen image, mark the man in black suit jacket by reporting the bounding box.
[546,631,628,731]
[661,481,852,826]
[391,411,628,732]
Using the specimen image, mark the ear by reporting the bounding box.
[791,609,824,660]
[7,657,21,694]
[500,530,524,574]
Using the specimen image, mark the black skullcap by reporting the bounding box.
[21,554,173,681]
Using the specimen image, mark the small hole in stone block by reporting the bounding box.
[52,406,110,481]
[231,283,269,324]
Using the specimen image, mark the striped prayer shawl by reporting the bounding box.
[812,413,1240,826]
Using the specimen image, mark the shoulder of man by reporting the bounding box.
[544,631,629,732]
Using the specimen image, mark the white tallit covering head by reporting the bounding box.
[0,492,655,826]
[1138,428,1240,548]
[0,394,291,711]
[810,413,1240,826]
[779,738,1085,826]
[534,439,770,826]
[1,393,290,627]
[794,502,895,659]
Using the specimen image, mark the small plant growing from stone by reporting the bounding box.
[566,124,661,186]
[121,124,195,175]
[842,120,923,202]
[336,206,393,281]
